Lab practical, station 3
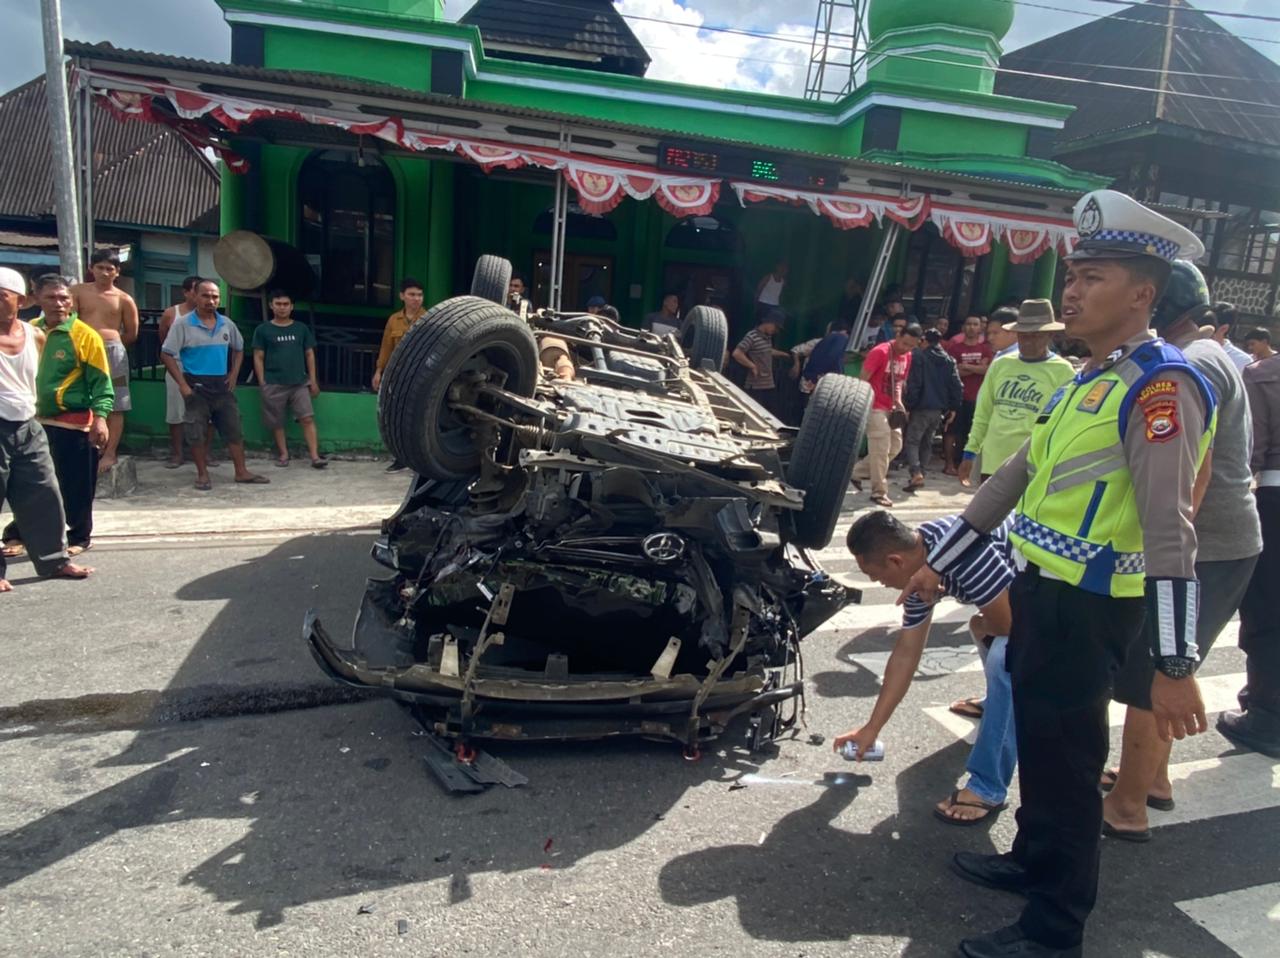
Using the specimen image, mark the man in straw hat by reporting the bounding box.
[959,300,1075,487]
[901,190,1217,957]
[0,268,95,591]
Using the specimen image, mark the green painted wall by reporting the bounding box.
[263,26,432,91]
[124,380,383,455]
[897,112,1028,159]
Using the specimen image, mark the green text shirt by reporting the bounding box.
[252,320,316,386]
[964,351,1075,474]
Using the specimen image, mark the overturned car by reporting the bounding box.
[307,255,872,750]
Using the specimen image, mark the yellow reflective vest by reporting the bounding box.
[1011,340,1216,598]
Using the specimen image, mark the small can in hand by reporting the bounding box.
[840,740,885,762]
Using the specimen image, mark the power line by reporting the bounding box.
[489,0,1280,113]
[1087,0,1280,25]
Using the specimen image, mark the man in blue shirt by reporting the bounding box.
[161,280,267,491]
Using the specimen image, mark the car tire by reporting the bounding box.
[379,295,539,480]
[682,305,728,371]
[470,254,512,305]
[787,375,874,548]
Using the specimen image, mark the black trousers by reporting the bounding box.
[42,427,98,547]
[1006,568,1146,948]
[1239,488,1280,712]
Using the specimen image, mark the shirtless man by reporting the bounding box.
[72,251,139,473]
[158,276,206,468]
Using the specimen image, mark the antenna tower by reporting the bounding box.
[804,0,870,102]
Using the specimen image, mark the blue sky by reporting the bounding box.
[3,0,1277,96]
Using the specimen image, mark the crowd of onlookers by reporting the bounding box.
[0,259,333,591]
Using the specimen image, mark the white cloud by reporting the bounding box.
[5,0,1278,96]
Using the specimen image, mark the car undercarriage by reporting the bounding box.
[306,256,871,751]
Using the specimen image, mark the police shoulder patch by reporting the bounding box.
[1137,379,1177,405]
[1141,398,1178,441]
[1077,379,1116,413]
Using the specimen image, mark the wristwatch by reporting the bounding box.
[1156,655,1196,680]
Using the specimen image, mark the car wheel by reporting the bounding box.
[470,254,512,305]
[682,305,728,371]
[787,376,874,548]
[379,295,539,481]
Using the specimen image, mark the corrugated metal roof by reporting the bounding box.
[0,72,220,231]
[461,0,650,76]
[997,0,1280,149]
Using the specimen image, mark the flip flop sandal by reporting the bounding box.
[1,542,24,559]
[163,461,183,469]
[50,563,93,580]
[235,475,271,484]
[311,458,329,469]
[66,543,92,557]
[275,458,291,467]
[933,789,1006,827]
[1100,770,1174,810]
[949,697,985,719]
[870,495,894,507]
[1102,820,1152,843]
[194,479,213,491]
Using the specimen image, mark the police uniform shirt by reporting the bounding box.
[959,329,1208,584]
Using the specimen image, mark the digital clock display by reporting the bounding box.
[658,140,839,192]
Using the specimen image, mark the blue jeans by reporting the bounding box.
[964,634,1017,805]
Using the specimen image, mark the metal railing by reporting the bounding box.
[130,312,379,393]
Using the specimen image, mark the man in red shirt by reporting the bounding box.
[852,322,922,506]
[944,314,994,475]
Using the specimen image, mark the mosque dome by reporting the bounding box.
[868,0,1015,43]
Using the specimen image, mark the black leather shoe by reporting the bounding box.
[958,924,1081,957]
[951,852,1028,895]
[1218,709,1280,759]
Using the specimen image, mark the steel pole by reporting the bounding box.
[41,0,83,278]
[79,72,95,265]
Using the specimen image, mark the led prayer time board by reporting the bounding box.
[657,140,841,193]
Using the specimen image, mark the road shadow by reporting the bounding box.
[809,618,982,700]
[0,533,766,928]
[658,709,1268,958]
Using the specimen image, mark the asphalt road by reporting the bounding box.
[0,490,1274,957]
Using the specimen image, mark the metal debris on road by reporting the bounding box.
[808,732,825,746]
[396,919,410,935]
[420,732,527,794]
[357,904,375,915]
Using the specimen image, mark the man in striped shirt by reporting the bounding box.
[834,510,1017,825]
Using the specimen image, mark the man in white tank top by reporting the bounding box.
[754,259,788,320]
[0,267,94,590]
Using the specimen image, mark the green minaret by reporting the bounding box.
[866,0,1015,95]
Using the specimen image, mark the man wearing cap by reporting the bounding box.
[960,301,1075,486]
[584,295,607,316]
[902,190,1216,958]
[1102,264,1261,839]
[4,273,114,563]
[0,269,96,590]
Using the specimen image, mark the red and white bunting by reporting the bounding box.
[732,183,931,231]
[83,69,1080,247]
[655,180,720,218]
[454,140,530,172]
[931,208,995,258]
[931,205,1077,263]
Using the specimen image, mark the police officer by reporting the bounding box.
[902,190,1217,958]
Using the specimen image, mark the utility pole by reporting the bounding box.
[41,0,84,278]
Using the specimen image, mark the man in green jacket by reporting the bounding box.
[28,274,113,552]
[959,301,1075,486]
